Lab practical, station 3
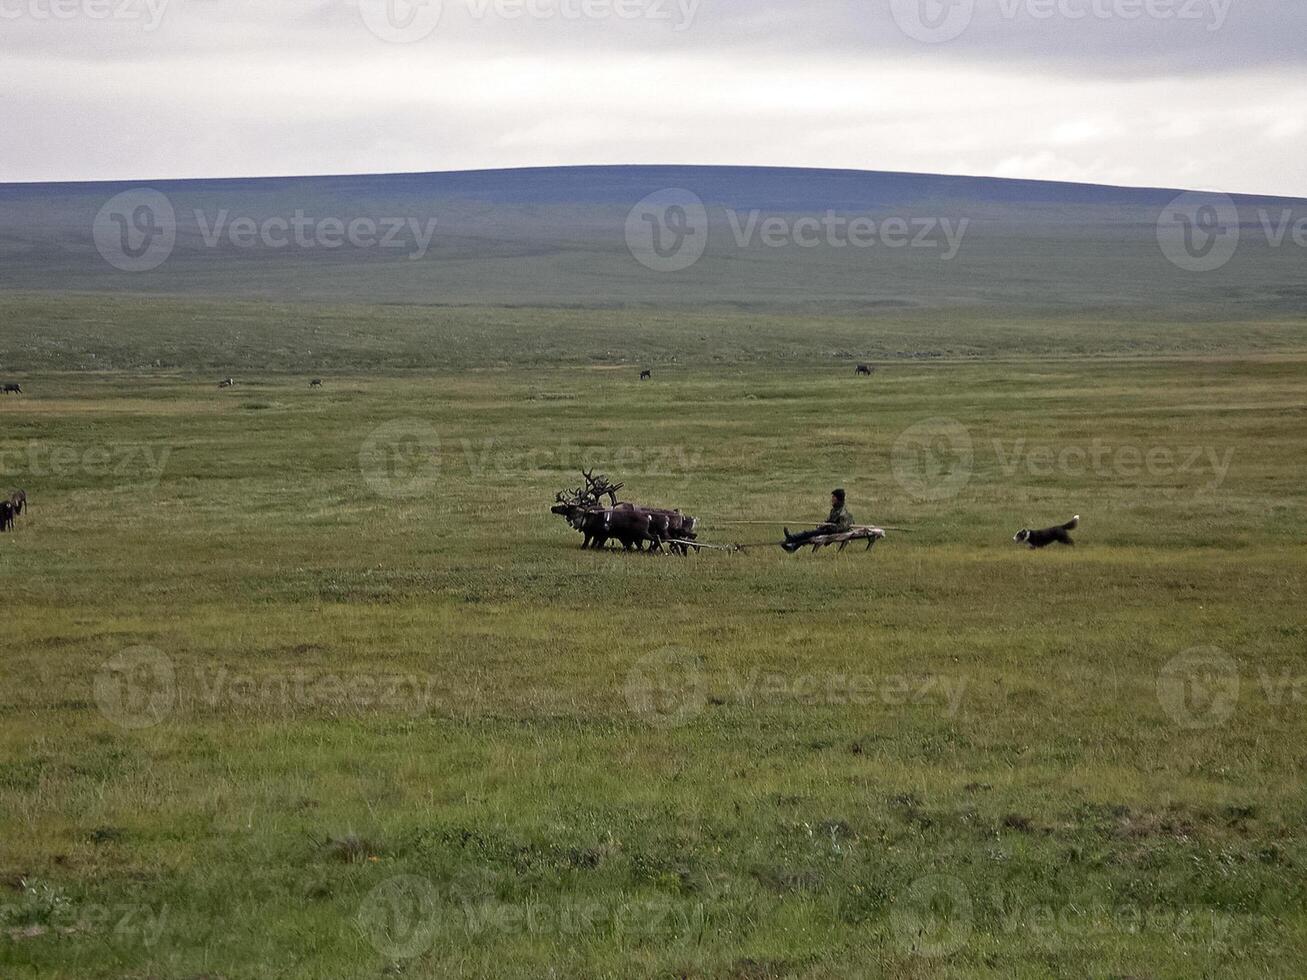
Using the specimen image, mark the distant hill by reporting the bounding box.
[1,165,1304,314]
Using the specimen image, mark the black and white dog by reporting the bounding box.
[1014,515,1079,549]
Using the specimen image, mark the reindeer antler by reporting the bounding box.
[580,469,623,505]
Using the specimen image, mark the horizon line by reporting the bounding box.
[2,163,1302,202]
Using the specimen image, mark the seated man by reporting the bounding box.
[782,489,854,553]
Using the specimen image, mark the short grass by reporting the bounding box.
[0,298,1305,978]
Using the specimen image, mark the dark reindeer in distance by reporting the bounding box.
[2,383,22,394]
[640,370,652,381]
[310,379,323,388]
[0,500,12,532]
[218,378,235,389]
[855,364,874,376]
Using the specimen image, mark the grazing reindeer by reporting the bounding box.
[855,364,874,376]
[9,490,26,517]
[640,370,652,381]
[310,379,323,388]
[2,383,22,394]
[218,378,235,389]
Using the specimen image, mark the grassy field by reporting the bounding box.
[1,298,1305,978]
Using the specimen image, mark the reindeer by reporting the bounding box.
[2,383,22,394]
[551,471,625,549]
[855,364,874,376]
[218,378,235,389]
[9,490,25,517]
[310,379,323,388]
[552,492,611,549]
[0,500,12,532]
[552,471,665,552]
[640,370,652,381]
[551,471,699,554]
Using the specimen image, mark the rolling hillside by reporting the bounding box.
[2,165,1304,314]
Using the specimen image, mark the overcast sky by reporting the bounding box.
[2,0,1303,195]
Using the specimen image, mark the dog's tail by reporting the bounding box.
[1063,515,1080,531]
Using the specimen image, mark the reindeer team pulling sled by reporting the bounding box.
[552,471,705,554]
[551,471,886,556]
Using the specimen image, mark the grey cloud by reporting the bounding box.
[1,0,1301,74]
[0,0,1302,192]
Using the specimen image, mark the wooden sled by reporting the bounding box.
[802,526,886,553]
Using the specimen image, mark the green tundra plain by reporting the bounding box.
[1,293,1305,978]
